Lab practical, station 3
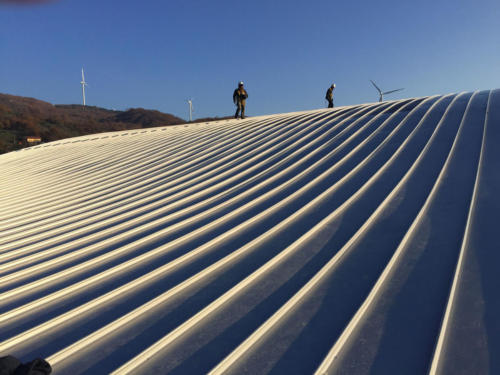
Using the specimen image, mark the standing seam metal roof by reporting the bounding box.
[0,90,499,374]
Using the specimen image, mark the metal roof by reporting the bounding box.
[0,90,499,374]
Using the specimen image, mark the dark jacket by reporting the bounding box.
[233,88,248,105]
[326,87,334,101]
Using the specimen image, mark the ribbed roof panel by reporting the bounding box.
[1,91,499,374]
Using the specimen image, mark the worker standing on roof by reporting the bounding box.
[233,81,248,119]
[326,83,336,108]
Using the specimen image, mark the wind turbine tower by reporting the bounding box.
[187,99,194,122]
[370,80,404,102]
[80,68,88,106]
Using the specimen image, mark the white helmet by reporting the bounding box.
[239,81,244,86]
[332,83,336,88]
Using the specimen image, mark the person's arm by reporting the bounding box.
[233,90,237,104]
[244,90,248,99]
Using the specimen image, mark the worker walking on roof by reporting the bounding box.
[326,83,336,108]
[233,81,248,119]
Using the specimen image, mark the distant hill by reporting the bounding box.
[0,93,186,154]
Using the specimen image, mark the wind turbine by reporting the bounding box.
[187,98,194,122]
[370,80,404,102]
[80,68,88,106]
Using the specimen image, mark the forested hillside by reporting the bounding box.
[0,93,186,154]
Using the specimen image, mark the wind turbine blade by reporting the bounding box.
[383,88,404,95]
[82,68,85,82]
[370,80,382,94]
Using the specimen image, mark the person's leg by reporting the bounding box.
[235,104,240,118]
[241,103,245,119]
[328,100,333,108]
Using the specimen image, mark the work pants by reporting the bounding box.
[235,102,246,118]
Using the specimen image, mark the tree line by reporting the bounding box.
[0,93,187,154]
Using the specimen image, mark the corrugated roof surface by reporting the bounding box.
[1,90,499,374]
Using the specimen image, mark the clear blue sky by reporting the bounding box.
[1,0,499,120]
